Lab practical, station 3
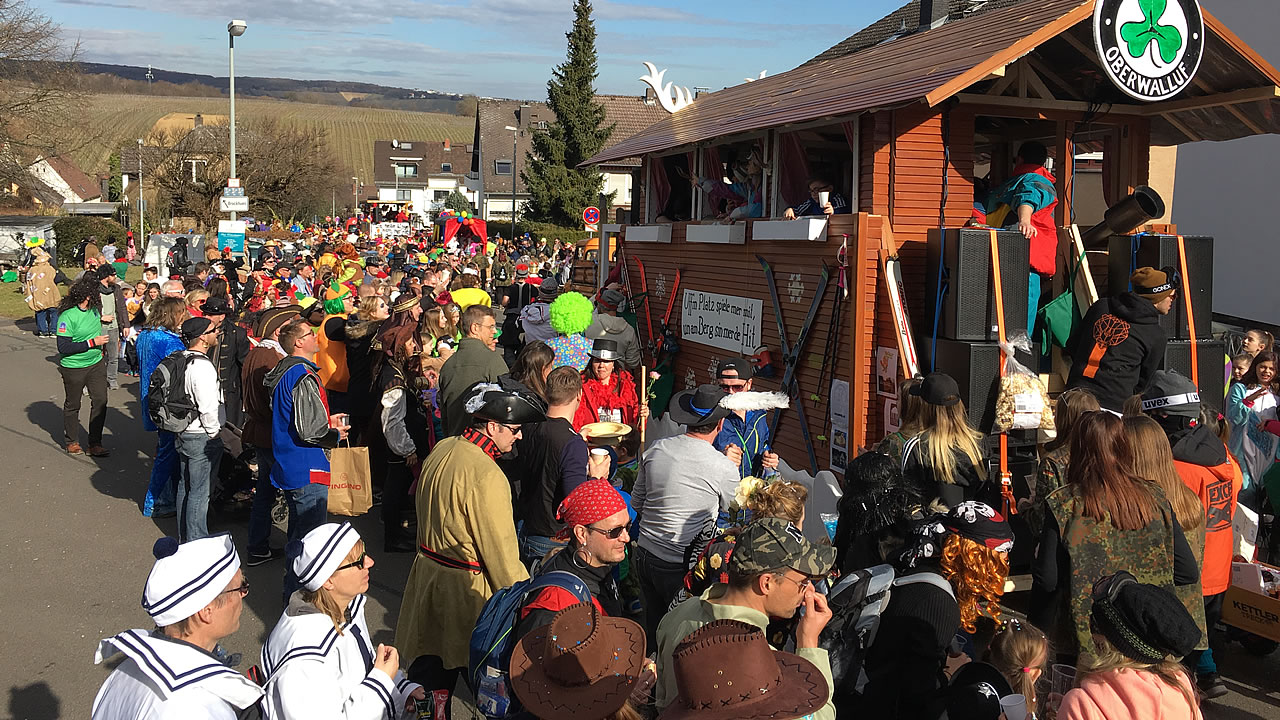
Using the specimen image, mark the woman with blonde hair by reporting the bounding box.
[1058,572,1202,720]
[902,372,987,510]
[1122,415,1208,656]
[1025,388,1101,537]
[262,523,425,718]
[184,288,209,317]
[418,304,460,360]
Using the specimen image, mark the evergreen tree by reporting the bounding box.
[522,0,615,227]
[444,190,473,214]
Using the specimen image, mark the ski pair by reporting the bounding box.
[757,255,829,474]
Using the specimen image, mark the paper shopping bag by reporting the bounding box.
[328,445,372,516]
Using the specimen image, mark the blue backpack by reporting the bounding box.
[468,570,592,718]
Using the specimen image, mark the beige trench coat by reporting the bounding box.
[394,436,529,669]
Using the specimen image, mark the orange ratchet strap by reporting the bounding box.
[988,230,1016,516]
[1176,235,1199,387]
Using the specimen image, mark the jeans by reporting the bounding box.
[35,308,57,335]
[632,543,689,650]
[520,532,568,571]
[58,358,107,446]
[102,327,120,388]
[176,431,223,542]
[281,482,330,602]
[246,445,276,556]
[144,431,179,516]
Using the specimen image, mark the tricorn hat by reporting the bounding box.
[464,382,547,424]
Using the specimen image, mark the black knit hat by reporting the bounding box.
[1089,571,1200,663]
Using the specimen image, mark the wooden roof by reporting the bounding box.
[586,0,1280,164]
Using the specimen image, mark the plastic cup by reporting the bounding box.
[1051,663,1076,696]
[590,448,609,459]
[817,191,830,208]
[999,694,1028,720]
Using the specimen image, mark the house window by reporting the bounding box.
[395,163,418,178]
[185,159,207,182]
[433,190,449,201]
[441,163,452,173]
[401,142,412,150]
[536,121,548,130]
[494,160,513,175]
[396,189,411,201]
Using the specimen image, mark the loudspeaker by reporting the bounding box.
[927,228,1032,342]
[1107,234,1214,340]
[921,338,1035,432]
[1160,339,1227,413]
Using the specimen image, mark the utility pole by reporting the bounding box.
[228,20,247,221]
[137,138,144,249]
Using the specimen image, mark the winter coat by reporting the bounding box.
[519,301,556,344]
[394,436,529,668]
[437,337,508,437]
[24,256,60,311]
[1067,293,1167,412]
[1169,425,1242,596]
[1059,669,1202,720]
[137,328,187,432]
[585,314,642,369]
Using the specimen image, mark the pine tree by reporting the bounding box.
[523,0,615,227]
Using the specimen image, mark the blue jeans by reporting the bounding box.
[246,445,276,556]
[281,482,330,602]
[519,532,568,570]
[144,431,179,516]
[35,308,57,334]
[176,432,223,542]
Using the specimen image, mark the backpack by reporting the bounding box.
[468,570,592,718]
[147,352,200,433]
[818,566,956,699]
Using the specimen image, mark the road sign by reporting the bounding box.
[585,224,598,232]
[219,196,249,212]
[217,219,246,254]
[227,178,241,188]
[222,186,245,197]
[583,206,600,225]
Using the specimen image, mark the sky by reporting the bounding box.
[36,0,908,100]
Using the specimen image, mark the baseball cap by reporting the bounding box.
[911,372,961,406]
[180,316,215,344]
[729,517,835,578]
[717,358,754,382]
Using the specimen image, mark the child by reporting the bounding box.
[985,617,1049,712]
[1231,352,1252,384]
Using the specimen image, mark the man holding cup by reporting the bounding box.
[783,177,850,219]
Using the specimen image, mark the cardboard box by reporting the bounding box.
[1222,561,1280,643]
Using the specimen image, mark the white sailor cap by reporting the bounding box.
[142,533,241,627]
[288,522,361,592]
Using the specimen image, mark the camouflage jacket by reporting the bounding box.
[875,430,912,469]
[1025,445,1070,539]
[1045,484,1177,660]
[1176,520,1209,651]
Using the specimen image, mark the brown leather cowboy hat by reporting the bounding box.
[510,602,646,720]
[659,620,828,720]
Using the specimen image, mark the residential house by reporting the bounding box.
[372,139,477,223]
[470,95,667,226]
[28,155,102,203]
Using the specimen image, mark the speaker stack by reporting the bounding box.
[923,229,1034,433]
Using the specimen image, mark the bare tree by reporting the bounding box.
[0,0,84,182]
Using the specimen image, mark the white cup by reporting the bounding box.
[999,694,1028,720]
[590,448,610,459]
[817,191,830,208]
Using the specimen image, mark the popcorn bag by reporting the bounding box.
[993,333,1055,432]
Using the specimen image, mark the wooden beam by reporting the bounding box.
[926,1,1095,106]
[1139,85,1280,116]
[956,93,1145,116]
[1022,63,1057,101]
[986,69,1017,97]
[1160,112,1202,143]
[1027,56,1083,100]
[1204,8,1280,88]
[1058,30,1097,62]
[1192,77,1265,134]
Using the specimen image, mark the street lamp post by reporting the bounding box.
[504,125,518,242]
[228,19,247,222]
[137,138,144,249]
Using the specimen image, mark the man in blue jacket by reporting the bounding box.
[712,359,779,479]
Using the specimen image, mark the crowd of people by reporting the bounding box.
[25,216,1268,720]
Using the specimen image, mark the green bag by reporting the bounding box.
[1038,247,1088,352]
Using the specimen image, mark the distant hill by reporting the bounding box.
[68,94,476,183]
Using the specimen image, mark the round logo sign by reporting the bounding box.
[1093,0,1204,102]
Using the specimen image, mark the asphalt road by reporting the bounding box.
[0,316,1275,718]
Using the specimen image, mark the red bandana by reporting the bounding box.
[462,427,503,460]
[555,479,628,539]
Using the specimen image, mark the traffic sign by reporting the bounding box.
[222,186,245,197]
[220,196,249,212]
[583,206,600,225]
[227,178,241,188]
[585,224,598,232]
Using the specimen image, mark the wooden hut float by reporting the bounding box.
[583,0,1280,476]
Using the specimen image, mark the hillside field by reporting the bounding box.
[68,94,475,183]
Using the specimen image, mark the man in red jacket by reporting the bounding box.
[1144,371,1242,699]
[984,141,1058,336]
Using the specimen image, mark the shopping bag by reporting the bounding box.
[1038,247,1088,351]
[328,444,372,516]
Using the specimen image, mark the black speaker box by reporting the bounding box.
[1160,339,1227,413]
[927,228,1032,342]
[1107,234,1214,340]
[921,338,1035,433]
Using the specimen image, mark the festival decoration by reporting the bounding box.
[640,61,693,113]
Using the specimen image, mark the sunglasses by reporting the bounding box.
[220,579,250,597]
[718,383,747,392]
[335,550,369,572]
[585,524,629,539]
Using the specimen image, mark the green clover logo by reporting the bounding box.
[1120,0,1183,65]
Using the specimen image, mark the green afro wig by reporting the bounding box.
[549,291,594,335]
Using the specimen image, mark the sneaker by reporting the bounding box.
[66,442,83,455]
[1197,672,1227,699]
[245,547,285,567]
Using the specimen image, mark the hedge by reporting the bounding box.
[52,216,128,267]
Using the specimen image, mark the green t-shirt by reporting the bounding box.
[56,306,103,368]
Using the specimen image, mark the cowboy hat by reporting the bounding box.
[510,602,646,720]
[659,619,828,720]
[668,384,730,427]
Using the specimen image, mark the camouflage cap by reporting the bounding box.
[728,517,835,578]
